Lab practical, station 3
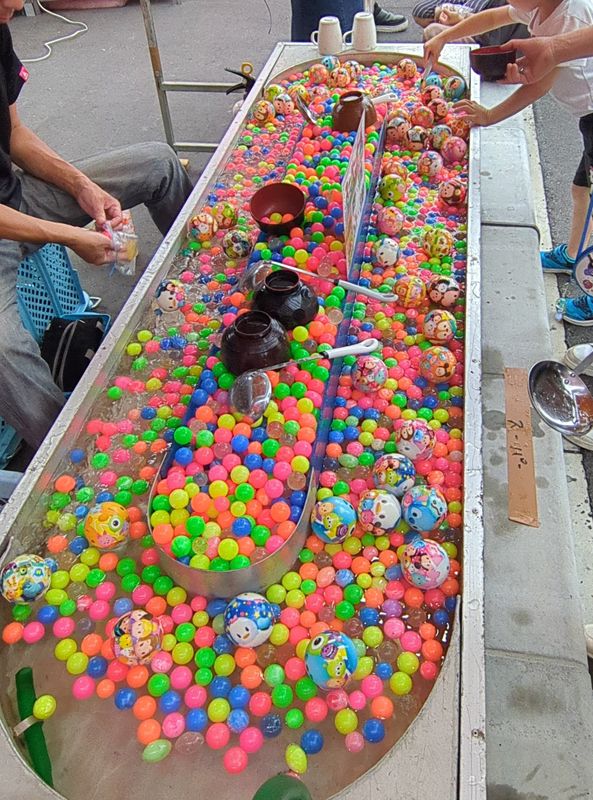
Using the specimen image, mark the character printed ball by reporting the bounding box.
[385,117,411,148]
[423,72,443,89]
[310,64,329,85]
[224,592,278,648]
[401,486,448,532]
[305,631,358,691]
[0,554,54,605]
[253,99,276,123]
[376,205,405,236]
[401,537,450,589]
[190,212,218,243]
[330,67,351,88]
[112,610,162,666]
[423,309,457,343]
[344,60,363,80]
[438,178,467,207]
[274,93,295,116]
[382,158,408,181]
[411,104,434,128]
[154,278,185,315]
[429,124,452,151]
[397,58,418,79]
[311,496,356,544]
[84,501,129,550]
[288,83,312,104]
[373,453,416,497]
[395,419,436,461]
[321,55,340,71]
[310,84,330,102]
[264,83,283,102]
[394,274,426,308]
[357,489,402,534]
[372,237,400,268]
[428,275,461,308]
[428,98,449,122]
[441,135,467,163]
[212,201,238,230]
[352,355,388,393]
[419,345,457,382]
[379,174,407,203]
[407,126,429,152]
[422,85,444,105]
[423,226,454,258]
[223,228,252,258]
[444,75,466,101]
[417,150,443,180]
[449,115,471,140]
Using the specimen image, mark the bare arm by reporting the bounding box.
[424,6,514,62]
[455,69,557,126]
[502,28,593,84]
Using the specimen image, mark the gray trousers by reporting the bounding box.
[0,141,193,450]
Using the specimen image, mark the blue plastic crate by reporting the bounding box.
[0,417,22,470]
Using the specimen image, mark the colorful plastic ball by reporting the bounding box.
[421,85,444,105]
[253,99,276,123]
[212,201,238,230]
[376,205,404,236]
[263,83,283,101]
[222,229,252,259]
[393,274,426,308]
[441,135,468,163]
[416,150,443,180]
[372,453,416,497]
[401,487,448,532]
[0,554,53,604]
[422,227,454,259]
[190,212,219,242]
[310,497,356,544]
[422,309,458,344]
[407,126,429,152]
[428,98,449,122]
[444,75,466,101]
[84,502,129,550]
[385,117,411,149]
[309,63,329,84]
[343,59,363,80]
[304,631,358,691]
[321,55,340,71]
[288,83,312,104]
[394,419,436,462]
[438,178,467,207]
[418,346,457,383]
[450,115,471,141]
[224,592,277,648]
[410,104,434,128]
[378,173,406,203]
[329,67,351,88]
[401,537,450,589]
[427,275,461,308]
[372,237,400,269]
[273,93,295,115]
[112,609,162,666]
[357,489,401,534]
[351,355,388,393]
[424,71,443,88]
[397,57,417,79]
[429,124,452,151]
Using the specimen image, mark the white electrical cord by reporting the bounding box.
[21,0,88,63]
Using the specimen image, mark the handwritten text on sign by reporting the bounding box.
[504,368,539,527]
[342,112,367,274]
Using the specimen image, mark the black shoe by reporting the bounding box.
[373,2,409,32]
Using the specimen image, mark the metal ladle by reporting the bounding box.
[238,261,397,303]
[528,349,593,436]
[230,337,380,421]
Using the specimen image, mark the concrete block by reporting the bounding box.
[482,374,588,665]
[486,652,593,798]
[481,225,552,375]
[480,127,537,228]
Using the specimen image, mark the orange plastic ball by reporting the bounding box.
[421,639,444,662]
[235,648,257,668]
[54,474,76,493]
[96,679,115,699]
[2,622,23,644]
[127,666,150,689]
[241,665,263,689]
[371,695,394,719]
[81,633,103,656]
[133,695,157,720]
[404,587,425,608]
[137,718,161,745]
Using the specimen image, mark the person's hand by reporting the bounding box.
[67,228,119,265]
[454,99,492,127]
[498,38,556,85]
[74,178,122,229]
[424,32,447,65]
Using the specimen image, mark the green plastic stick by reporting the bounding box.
[15,667,53,787]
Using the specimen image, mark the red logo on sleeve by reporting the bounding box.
[19,65,29,82]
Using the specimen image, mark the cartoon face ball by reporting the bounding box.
[444,75,466,101]
[222,228,252,259]
[422,85,444,105]
[273,93,295,116]
[429,124,452,151]
[352,355,388,393]
[329,67,351,88]
[395,419,436,461]
[0,554,54,605]
[438,178,467,207]
[411,104,434,129]
[112,610,162,666]
[154,278,185,314]
[382,158,408,181]
[428,98,449,122]
[253,99,276,123]
[212,201,238,230]
[288,83,312,105]
[372,453,416,497]
[423,309,458,344]
[343,60,363,80]
[428,275,461,308]
[401,486,448,532]
[441,135,468,164]
[310,84,331,102]
[394,274,426,308]
[449,115,471,141]
[305,631,358,691]
[372,237,400,269]
[84,502,129,550]
[357,489,401,534]
[419,345,458,383]
[378,174,407,203]
[190,212,218,243]
[397,58,418,79]
[376,205,405,237]
[264,83,283,102]
[309,63,330,85]
[417,150,443,180]
[224,592,278,648]
[401,537,450,588]
[311,497,356,544]
[423,227,454,259]
[407,126,429,152]
[321,55,340,71]
[385,117,411,149]
[423,72,443,89]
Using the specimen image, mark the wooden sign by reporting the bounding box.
[504,368,539,527]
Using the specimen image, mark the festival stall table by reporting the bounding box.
[0,43,485,800]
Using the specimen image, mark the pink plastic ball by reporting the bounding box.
[72,675,95,700]
[345,731,365,753]
[239,727,264,754]
[95,581,116,601]
[194,626,215,648]
[384,618,406,640]
[23,622,46,644]
[348,690,367,711]
[170,666,193,690]
[131,585,153,605]
[162,712,186,739]
[151,651,173,673]
[420,661,439,680]
[89,600,110,621]
[249,691,272,717]
[285,657,307,682]
[361,675,383,699]
[52,617,76,639]
[185,685,207,708]
[327,689,349,711]
[224,746,249,774]
[400,631,423,652]
[107,660,128,682]
[205,722,230,750]
[305,697,328,722]
[171,604,193,624]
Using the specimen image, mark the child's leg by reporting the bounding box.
[567,182,591,260]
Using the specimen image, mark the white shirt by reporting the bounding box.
[509,0,593,117]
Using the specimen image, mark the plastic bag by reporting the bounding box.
[100,210,139,276]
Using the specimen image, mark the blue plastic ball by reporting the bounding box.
[362,718,385,743]
[87,656,108,678]
[301,729,324,755]
[228,709,250,733]
[186,708,208,732]
[261,713,283,738]
[159,690,182,713]
[114,688,137,710]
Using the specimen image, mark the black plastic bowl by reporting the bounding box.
[250,182,306,235]
[470,46,516,82]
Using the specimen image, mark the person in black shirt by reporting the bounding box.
[0,8,192,450]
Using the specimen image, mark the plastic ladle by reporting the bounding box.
[230,337,380,421]
[528,349,593,436]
